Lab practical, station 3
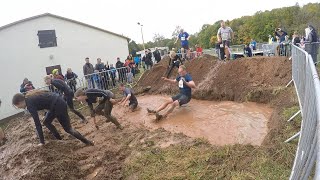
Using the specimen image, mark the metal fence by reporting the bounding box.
[262,43,278,56]
[287,44,320,180]
[82,66,138,90]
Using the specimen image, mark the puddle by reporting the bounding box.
[114,95,273,146]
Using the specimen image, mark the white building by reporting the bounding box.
[0,13,129,120]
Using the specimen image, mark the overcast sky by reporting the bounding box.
[0,0,318,43]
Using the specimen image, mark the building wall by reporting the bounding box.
[0,16,129,119]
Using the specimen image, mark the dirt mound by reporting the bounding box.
[135,54,218,95]
[194,56,292,101]
[136,55,292,103]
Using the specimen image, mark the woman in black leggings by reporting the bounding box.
[45,75,86,123]
[12,90,93,146]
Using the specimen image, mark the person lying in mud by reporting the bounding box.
[12,90,94,146]
[147,65,196,121]
[44,75,87,123]
[118,83,138,112]
[74,88,123,130]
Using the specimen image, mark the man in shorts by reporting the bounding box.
[147,65,196,121]
[217,21,234,60]
[119,84,138,112]
[175,29,190,59]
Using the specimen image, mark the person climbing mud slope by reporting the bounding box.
[12,90,94,146]
[118,83,138,112]
[44,75,87,123]
[74,88,123,130]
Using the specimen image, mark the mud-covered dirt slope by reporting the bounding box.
[0,109,193,180]
[135,55,292,102]
[0,55,295,180]
[135,54,219,95]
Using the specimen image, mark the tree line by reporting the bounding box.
[129,2,320,54]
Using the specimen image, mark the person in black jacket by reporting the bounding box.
[116,57,125,83]
[244,44,253,57]
[292,31,301,46]
[12,90,93,146]
[65,68,78,92]
[153,48,162,63]
[166,51,183,78]
[145,49,153,70]
[74,88,123,130]
[45,75,86,123]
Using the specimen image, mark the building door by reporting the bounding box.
[46,65,62,75]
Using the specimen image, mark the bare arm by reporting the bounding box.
[161,77,177,84]
[175,36,179,44]
[119,97,125,104]
[217,28,221,42]
[184,80,196,89]
[122,95,131,105]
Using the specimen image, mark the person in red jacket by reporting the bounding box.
[196,44,203,57]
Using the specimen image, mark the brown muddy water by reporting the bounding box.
[113,95,273,146]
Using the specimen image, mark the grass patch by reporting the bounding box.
[123,105,301,180]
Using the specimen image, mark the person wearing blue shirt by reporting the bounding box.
[134,56,140,66]
[175,29,190,49]
[175,29,190,59]
[147,65,196,121]
[250,39,257,50]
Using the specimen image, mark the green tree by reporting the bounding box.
[135,3,320,49]
[128,40,142,55]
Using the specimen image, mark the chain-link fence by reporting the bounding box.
[288,44,320,180]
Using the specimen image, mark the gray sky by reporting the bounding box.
[0,0,318,43]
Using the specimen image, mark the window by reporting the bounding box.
[45,65,61,75]
[37,30,57,48]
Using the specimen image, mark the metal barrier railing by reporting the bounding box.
[262,43,278,56]
[83,66,138,91]
[286,44,320,179]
